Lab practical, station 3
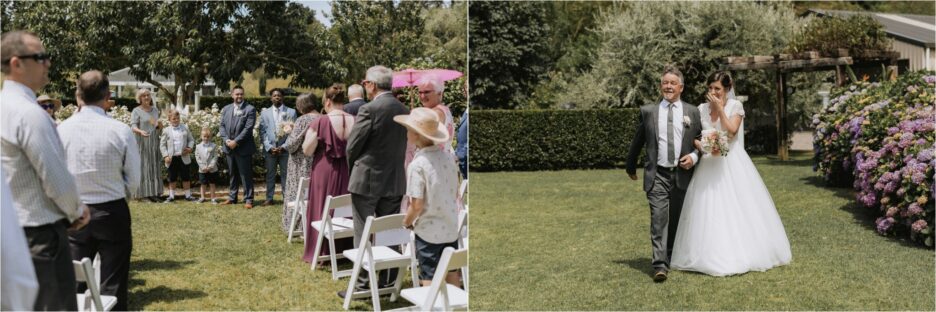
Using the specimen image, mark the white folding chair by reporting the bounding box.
[73,257,117,312]
[310,194,356,279]
[457,179,468,212]
[342,214,414,311]
[396,247,468,311]
[287,177,310,243]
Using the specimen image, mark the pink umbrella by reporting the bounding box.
[392,68,463,88]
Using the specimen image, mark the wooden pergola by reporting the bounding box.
[720,50,901,160]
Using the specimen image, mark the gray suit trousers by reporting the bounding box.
[647,168,686,271]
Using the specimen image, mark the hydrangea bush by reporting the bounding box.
[813,71,935,246]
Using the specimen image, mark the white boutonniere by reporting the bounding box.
[683,116,691,127]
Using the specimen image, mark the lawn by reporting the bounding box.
[469,156,935,310]
[126,195,413,310]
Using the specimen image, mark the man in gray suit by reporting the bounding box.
[342,65,409,297]
[626,65,702,283]
[258,88,296,206]
[219,86,258,209]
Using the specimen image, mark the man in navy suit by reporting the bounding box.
[342,84,367,116]
[219,86,258,209]
[258,89,296,206]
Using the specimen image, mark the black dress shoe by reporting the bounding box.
[653,270,668,282]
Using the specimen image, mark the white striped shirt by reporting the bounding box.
[1,80,83,226]
[57,105,141,204]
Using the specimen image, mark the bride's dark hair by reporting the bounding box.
[706,71,733,91]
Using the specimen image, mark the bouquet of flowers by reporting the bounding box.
[277,121,294,139]
[700,129,730,156]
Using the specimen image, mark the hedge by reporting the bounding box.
[470,109,641,171]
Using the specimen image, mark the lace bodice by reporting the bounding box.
[699,99,746,149]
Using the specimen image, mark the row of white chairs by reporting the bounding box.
[285,176,468,311]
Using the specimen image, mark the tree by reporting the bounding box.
[329,0,428,81]
[469,0,551,109]
[421,0,467,71]
[2,1,338,104]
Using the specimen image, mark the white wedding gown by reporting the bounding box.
[670,99,792,276]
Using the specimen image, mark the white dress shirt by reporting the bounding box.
[657,99,684,168]
[57,105,141,204]
[170,125,186,156]
[406,145,460,244]
[1,80,83,226]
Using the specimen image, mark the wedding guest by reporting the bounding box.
[258,88,296,206]
[195,128,220,204]
[281,93,321,233]
[303,84,355,263]
[36,94,60,117]
[342,65,409,298]
[398,107,461,287]
[1,30,87,311]
[58,70,140,311]
[402,75,456,213]
[130,89,164,202]
[343,84,366,116]
[160,109,196,202]
[219,86,258,209]
[455,109,468,179]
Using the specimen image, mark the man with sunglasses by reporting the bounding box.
[1,30,89,310]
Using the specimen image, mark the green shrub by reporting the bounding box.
[470,109,640,171]
[787,14,892,56]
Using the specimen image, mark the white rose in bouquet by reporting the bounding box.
[700,129,730,156]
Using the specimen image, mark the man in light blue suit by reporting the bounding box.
[257,89,296,206]
[219,86,258,209]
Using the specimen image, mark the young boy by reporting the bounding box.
[195,128,220,204]
[396,107,461,287]
[159,110,196,202]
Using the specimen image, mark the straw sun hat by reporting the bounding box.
[393,107,449,144]
[36,94,62,110]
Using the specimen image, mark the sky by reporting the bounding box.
[296,1,333,27]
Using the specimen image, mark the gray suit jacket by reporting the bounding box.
[219,102,257,155]
[347,93,410,197]
[160,124,196,164]
[626,101,702,192]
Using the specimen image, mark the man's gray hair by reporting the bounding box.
[365,65,393,91]
[1,30,39,75]
[416,75,444,93]
[348,84,364,98]
[661,65,684,85]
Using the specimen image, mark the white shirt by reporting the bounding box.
[58,105,141,204]
[657,99,684,168]
[0,169,38,311]
[1,80,84,226]
[406,145,460,244]
[170,125,186,156]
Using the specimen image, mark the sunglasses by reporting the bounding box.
[40,103,55,110]
[2,52,52,65]
[418,90,436,95]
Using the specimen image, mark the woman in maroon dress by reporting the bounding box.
[303,83,356,263]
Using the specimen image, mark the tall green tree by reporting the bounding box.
[469,0,551,109]
[421,0,467,70]
[329,0,428,81]
[2,1,337,104]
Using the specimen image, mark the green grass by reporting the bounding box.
[469,157,935,310]
[128,195,413,310]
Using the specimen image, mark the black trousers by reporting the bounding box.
[69,198,132,311]
[23,219,78,311]
[350,193,402,288]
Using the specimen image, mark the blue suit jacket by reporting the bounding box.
[219,102,257,156]
[258,104,297,152]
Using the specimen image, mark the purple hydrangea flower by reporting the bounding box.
[908,203,924,216]
[924,75,936,84]
[876,217,895,234]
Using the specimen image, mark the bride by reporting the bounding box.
[670,71,792,276]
